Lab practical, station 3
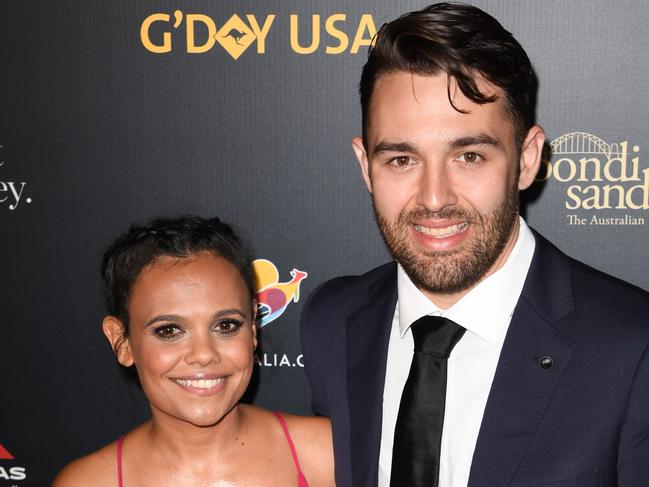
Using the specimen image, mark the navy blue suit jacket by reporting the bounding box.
[300,232,649,487]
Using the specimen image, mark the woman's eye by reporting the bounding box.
[458,152,482,164]
[154,325,182,340]
[214,320,243,336]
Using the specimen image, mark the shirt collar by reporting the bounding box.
[397,217,535,344]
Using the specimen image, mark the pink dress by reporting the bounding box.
[115,412,310,486]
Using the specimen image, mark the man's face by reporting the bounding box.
[353,72,543,306]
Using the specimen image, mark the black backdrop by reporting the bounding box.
[1,1,649,485]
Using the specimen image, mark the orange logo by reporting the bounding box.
[214,15,257,59]
[253,259,307,327]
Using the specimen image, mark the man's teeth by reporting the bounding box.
[415,222,468,237]
[175,378,225,388]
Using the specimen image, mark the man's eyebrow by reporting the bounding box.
[449,134,502,149]
[372,141,420,155]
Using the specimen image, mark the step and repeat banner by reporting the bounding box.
[1,1,648,485]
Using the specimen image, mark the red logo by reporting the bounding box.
[0,443,14,460]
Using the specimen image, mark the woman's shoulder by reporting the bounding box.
[51,440,119,487]
[274,412,334,487]
[241,405,332,446]
[235,405,335,486]
[278,412,331,446]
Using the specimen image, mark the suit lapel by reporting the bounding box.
[346,264,398,487]
[468,233,576,487]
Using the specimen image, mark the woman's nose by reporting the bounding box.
[184,333,221,366]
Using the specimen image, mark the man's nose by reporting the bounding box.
[184,333,221,366]
[415,162,457,212]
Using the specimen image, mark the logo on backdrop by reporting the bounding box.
[0,442,26,482]
[252,259,307,369]
[140,11,377,58]
[536,132,647,226]
[0,444,13,460]
[253,259,307,327]
[0,145,31,211]
[215,15,263,60]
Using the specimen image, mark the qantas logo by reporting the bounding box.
[0,443,13,460]
[0,442,26,481]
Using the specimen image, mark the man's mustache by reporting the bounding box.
[398,206,478,225]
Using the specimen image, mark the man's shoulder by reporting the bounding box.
[313,262,395,296]
[299,262,397,366]
[302,262,396,316]
[534,231,649,304]
[568,254,648,297]
[567,253,649,314]
[532,230,649,329]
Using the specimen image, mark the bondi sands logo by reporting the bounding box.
[253,259,307,327]
[537,132,648,211]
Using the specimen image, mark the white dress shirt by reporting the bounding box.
[378,217,536,487]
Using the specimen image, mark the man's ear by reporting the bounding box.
[102,316,134,367]
[518,125,545,190]
[352,136,373,193]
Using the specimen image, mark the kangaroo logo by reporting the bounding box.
[222,28,246,45]
[214,15,256,60]
[253,259,308,327]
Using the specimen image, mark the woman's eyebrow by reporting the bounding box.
[213,309,247,319]
[144,309,248,327]
[145,314,182,327]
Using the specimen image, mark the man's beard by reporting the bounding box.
[374,186,519,295]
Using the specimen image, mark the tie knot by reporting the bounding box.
[410,316,466,357]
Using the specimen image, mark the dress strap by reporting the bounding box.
[273,412,309,487]
[116,436,124,487]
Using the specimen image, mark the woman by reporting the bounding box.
[53,216,334,487]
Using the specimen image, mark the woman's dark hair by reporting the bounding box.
[101,216,254,344]
[360,2,533,150]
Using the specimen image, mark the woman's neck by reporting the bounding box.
[144,403,251,462]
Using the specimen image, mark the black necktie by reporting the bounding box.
[390,316,466,487]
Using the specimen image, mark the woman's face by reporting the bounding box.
[104,252,256,427]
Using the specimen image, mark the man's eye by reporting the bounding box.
[154,325,182,340]
[214,320,243,336]
[389,156,412,167]
[458,152,482,164]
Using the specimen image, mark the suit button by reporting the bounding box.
[539,356,553,369]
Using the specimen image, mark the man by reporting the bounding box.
[300,3,649,487]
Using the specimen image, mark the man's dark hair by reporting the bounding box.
[101,215,254,339]
[360,2,533,150]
